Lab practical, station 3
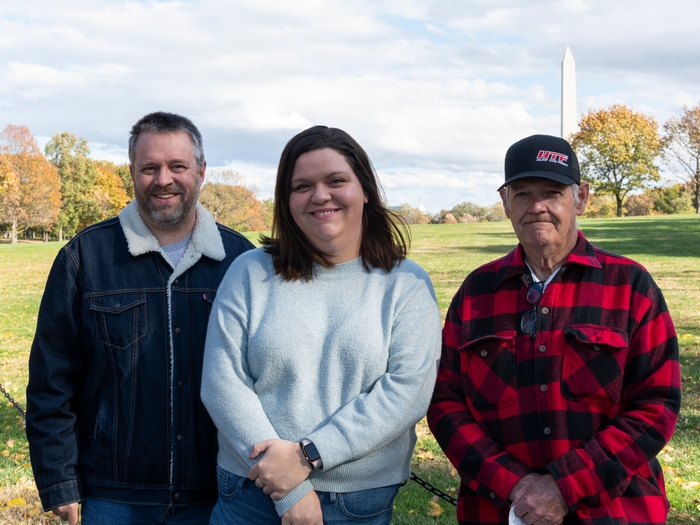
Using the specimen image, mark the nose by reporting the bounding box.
[153,167,175,187]
[529,194,548,213]
[310,184,331,204]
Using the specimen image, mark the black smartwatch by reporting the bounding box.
[299,438,323,470]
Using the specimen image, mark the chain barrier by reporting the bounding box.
[0,380,26,418]
[410,471,458,506]
[1,380,457,507]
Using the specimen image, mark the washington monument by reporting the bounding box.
[561,45,577,139]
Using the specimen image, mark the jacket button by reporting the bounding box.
[173,492,180,500]
[538,345,546,353]
[593,345,601,351]
[490,492,496,499]
[177,380,184,388]
[543,427,551,435]
[480,349,488,357]
[540,384,548,392]
[177,434,184,442]
[175,327,181,335]
[540,307,549,315]
[114,303,121,309]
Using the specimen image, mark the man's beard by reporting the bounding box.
[136,183,200,230]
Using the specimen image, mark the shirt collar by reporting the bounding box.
[494,230,602,290]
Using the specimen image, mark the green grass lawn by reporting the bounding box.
[1,215,699,523]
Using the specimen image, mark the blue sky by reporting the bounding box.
[1,0,699,213]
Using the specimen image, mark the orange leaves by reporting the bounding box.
[0,124,61,237]
[571,105,661,217]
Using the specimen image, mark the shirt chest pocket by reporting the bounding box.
[460,331,517,412]
[562,324,628,407]
[90,293,147,349]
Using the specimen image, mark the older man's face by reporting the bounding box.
[500,178,588,256]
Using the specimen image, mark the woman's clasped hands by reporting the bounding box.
[248,438,322,525]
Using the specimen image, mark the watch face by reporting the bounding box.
[304,441,321,462]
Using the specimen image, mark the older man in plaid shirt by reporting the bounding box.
[428,134,680,525]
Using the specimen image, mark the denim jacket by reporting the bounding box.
[26,201,254,510]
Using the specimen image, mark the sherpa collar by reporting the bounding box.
[118,200,226,268]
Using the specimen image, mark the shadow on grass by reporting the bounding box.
[580,218,700,258]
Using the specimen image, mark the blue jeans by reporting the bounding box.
[81,498,214,525]
[210,467,400,524]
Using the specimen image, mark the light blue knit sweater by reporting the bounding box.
[201,248,441,516]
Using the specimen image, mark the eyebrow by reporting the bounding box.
[291,170,349,181]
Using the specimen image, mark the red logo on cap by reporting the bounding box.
[536,150,568,166]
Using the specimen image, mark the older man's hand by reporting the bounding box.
[512,474,568,525]
[509,473,542,503]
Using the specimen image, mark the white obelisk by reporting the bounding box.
[561,45,577,139]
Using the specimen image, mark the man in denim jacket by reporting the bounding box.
[26,112,254,525]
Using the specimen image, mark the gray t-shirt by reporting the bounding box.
[161,233,192,267]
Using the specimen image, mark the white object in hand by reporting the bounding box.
[510,506,526,525]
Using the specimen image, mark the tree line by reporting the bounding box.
[0,126,272,243]
[3,102,698,240]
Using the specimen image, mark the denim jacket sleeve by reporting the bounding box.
[26,246,85,510]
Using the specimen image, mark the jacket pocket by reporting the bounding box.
[460,331,517,411]
[90,292,147,349]
[562,324,628,406]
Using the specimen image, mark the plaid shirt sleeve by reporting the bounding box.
[546,273,681,510]
[427,266,532,508]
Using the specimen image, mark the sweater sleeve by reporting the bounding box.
[201,257,315,517]
[305,269,442,472]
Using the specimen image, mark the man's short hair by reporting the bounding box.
[129,112,205,170]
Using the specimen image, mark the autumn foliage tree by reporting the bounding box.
[571,104,661,217]
[45,132,100,239]
[662,103,700,213]
[0,125,61,243]
[94,160,130,218]
[199,169,269,232]
[45,133,131,238]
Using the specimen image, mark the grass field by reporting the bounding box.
[1,214,699,523]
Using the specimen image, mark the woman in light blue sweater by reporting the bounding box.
[201,126,441,525]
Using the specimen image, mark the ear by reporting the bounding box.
[129,164,135,181]
[198,161,207,187]
[499,188,511,219]
[575,182,589,216]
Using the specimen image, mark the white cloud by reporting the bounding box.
[6,63,129,87]
[1,0,699,210]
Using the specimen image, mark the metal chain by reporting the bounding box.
[0,380,458,507]
[0,380,27,418]
[410,470,458,506]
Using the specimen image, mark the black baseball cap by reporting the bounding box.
[498,134,580,191]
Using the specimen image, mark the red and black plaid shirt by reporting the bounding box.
[427,232,680,525]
